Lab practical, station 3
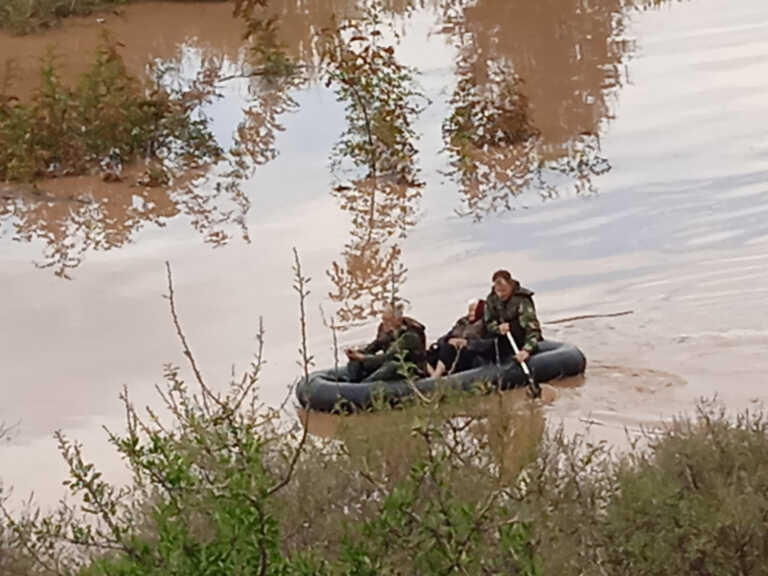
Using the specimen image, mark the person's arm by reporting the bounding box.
[441,319,463,345]
[385,331,426,366]
[518,299,542,354]
[360,325,386,354]
[484,300,501,335]
[361,339,382,354]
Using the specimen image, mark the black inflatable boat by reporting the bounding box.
[295,340,586,412]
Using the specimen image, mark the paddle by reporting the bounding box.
[506,333,541,399]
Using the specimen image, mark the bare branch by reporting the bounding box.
[164,261,226,413]
[231,316,266,414]
[267,248,312,497]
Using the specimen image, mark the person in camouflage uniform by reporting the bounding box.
[345,303,427,382]
[483,269,542,364]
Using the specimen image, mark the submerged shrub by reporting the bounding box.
[0,38,221,183]
[0,0,230,34]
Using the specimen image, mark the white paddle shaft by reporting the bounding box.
[506,332,532,376]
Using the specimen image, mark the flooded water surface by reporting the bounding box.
[1,0,768,503]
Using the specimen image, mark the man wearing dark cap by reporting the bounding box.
[483,269,542,364]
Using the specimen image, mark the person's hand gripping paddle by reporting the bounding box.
[506,333,541,399]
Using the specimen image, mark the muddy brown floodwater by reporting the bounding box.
[1,0,768,506]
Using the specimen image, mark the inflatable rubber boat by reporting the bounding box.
[295,339,586,412]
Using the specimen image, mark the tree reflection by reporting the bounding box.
[439,0,666,219]
[0,0,678,281]
[442,56,540,218]
[319,5,425,326]
[328,177,420,325]
[0,169,251,278]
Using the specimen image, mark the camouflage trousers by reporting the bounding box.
[347,356,406,382]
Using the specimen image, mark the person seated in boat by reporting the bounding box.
[484,269,542,365]
[425,298,494,378]
[344,302,427,382]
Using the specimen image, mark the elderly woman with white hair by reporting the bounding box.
[425,298,494,378]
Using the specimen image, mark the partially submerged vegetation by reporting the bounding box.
[2,257,768,575]
[0,39,220,183]
[0,0,116,34]
[0,36,248,278]
[0,5,301,277]
[0,0,230,34]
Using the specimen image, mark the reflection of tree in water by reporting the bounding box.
[442,56,541,219]
[239,0,424,63]
[221,72,303,207]
[1,0,680,278]
[1,0,422,281]
[319,5,425,327]
[440,0,671,219]
[328,178,420,325]
[0,171,249,278]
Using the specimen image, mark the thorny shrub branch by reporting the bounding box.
[268,247,313,497]
[165,260,225,414]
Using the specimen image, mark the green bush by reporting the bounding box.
[521,402,768,576]
[599,405,768,575]
[0,38,221,182]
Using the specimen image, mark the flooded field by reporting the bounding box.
[1,0,767,504]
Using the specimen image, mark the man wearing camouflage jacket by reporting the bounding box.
[483,269,542,364]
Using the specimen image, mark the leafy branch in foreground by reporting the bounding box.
[0,256,319,575]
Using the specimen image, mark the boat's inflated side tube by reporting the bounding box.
[295,340,586,413]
